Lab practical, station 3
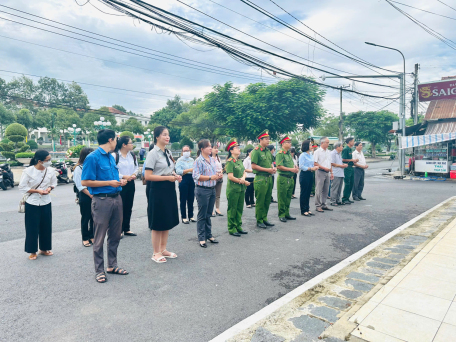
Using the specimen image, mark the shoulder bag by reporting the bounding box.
[18,168,48,213]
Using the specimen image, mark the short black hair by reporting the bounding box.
[246,148,253,155]
[301,140,311,152]
[290,147,296,154]
[354,141,362,147]
[97,129,116,145]
[267,145,275,151]
[345,137,354,144]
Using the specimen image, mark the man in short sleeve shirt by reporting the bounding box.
[251,130,276,229]
[341,137,359,204]
[82,129,128,283]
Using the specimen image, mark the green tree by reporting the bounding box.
[120,131,135,141]
[28,140,38,150]
[345,110,399,157]
[120,117,144,134]
[0,123,29,159]
[179,136,194,150]
[314,114,346,138]
[16,109,34,132]
[243,144,254,153]
[205,79,325,140]
[150,95,189,142]
[171,102,226,145]
[0,103,16,139]
[112,105,127,113]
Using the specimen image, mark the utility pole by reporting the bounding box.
[339,85,350,142]
[413,63,420,125]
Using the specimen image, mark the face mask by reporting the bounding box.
[183,152,191,158]
[43,161,52,168]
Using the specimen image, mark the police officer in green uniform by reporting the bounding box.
[276,136,298,222]
[341,137,359,205]
[225,139,249,237]
[251,130,276,229]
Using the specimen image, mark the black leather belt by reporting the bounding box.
[318,169,329,173]
[93,192,119,198]
[196,185,215,189]
[279,173,293,178]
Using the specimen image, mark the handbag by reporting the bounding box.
[18,168,48,213]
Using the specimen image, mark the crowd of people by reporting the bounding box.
[18,127,368,283]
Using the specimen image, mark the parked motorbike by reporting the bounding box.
[54,161,70,184]
[0,160,14,190]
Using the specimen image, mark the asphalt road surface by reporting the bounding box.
[1,160,455,342]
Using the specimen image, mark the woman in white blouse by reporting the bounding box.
[211,146,224,217]
[243,148,255,208]
[19,150,57,260]
[112,136,139,238]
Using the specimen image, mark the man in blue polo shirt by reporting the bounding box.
[82,129,128,283]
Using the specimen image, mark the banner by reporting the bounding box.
[419,79,456,102]
[401,132,456,149]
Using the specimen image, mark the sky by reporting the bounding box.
[0,0,455,121]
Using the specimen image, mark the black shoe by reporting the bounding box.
[322,207,333,211]
[285,216,296,220]
[230,233,241,237]
[271,199,277,203]
[207,238,219,244]
[257,222,267,229]
[342,201,351,205]
[348,200,354,203]
[216,212,224,216]
[279,217,287,223]
[337,201,345,205]
[353,197,361,201]
[264,220,275,227]
[182,220,190,224]
[359,197,366,200]
[200,243,207,248]
[238,231,248,234]
[124,231,137,236]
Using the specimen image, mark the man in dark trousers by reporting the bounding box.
[82,129,128,283]
[341,137,359,205]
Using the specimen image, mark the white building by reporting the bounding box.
[108,107,150,126]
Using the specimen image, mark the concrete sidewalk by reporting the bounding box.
[211,197,456,342]
[351,215,456,341]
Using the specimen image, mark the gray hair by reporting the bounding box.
[334,142,342,149]
[320,136,329,144]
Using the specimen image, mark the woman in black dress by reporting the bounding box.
[144,126,182,263]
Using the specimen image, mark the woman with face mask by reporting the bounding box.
[175,145,196,224]
[19,150,58,260]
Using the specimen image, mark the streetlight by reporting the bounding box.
[365,42,406,177]
[68,124,82,146]
[94,116,111,130]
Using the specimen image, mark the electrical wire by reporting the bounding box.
[436,0,456,12]
[91,0,401,97]
[389,0,456,21]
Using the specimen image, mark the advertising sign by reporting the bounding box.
[415,160,448,173]
[419,79,456,102]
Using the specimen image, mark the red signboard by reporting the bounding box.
[419,79,456,102]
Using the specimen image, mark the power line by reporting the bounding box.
[0,15,278,84]
[0,5,278,83]
[436,0,456,12]
[243,0,401,78]
[389,0,456,21]
[91,0,401,97]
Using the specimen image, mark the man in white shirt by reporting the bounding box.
[352,142,368,201]
[330,142,347,206]
[313,137,333,212]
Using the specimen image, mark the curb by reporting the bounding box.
[210,196,456,342]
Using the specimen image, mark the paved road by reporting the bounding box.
[1,161,454,342]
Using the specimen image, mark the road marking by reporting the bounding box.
[209,196,456,342]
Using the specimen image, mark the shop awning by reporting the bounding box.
[401,132,456,149]
[425,121,456,134]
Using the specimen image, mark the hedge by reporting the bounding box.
[15,152,35,158]
[120,131,135,140]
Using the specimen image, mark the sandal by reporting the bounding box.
[107,267,129,275]
[301,212,310,217]
[308,212,315,216]
[95,272,107,283]
[82,241,92,247]
[29,254,37,260]
[161,250,177,258]
[151,253,167,263]
[38,250,53,256]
